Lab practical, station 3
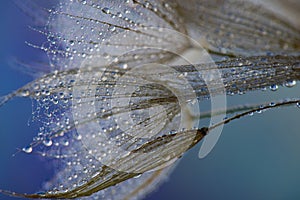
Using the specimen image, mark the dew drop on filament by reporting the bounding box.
[270,84,279,91]
[102,7,111,14]
[285,80,297,88]
[22,146,33,154]
[43,139,53,147]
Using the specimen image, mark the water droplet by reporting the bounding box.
[53,99,59,105]
[163,155,171,162]
[75,134,82,140]
[116,12,122,18]
[62,140,70,146]
[285,80,297,88]
[109,26,116,32]
[121,64,128,69]
[269,102,275,107]
[43,139,53,147]
[269,84,278,91]
[22,146,33,153]
[20,89,30,97]
[102,7,111,14]
[69,40,75,46]
[134,174,142,179]
[261,87,267,91]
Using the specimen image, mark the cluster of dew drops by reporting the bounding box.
[18,1,300,156]
[17,0,187,157]
[3,2,298,196]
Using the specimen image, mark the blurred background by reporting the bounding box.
[0,1,299,200]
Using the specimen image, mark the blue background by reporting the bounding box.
[0,1,300,200]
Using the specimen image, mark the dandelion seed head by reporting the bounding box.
[1,0,300,199]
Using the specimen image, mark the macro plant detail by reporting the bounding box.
[0,0,299,200]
